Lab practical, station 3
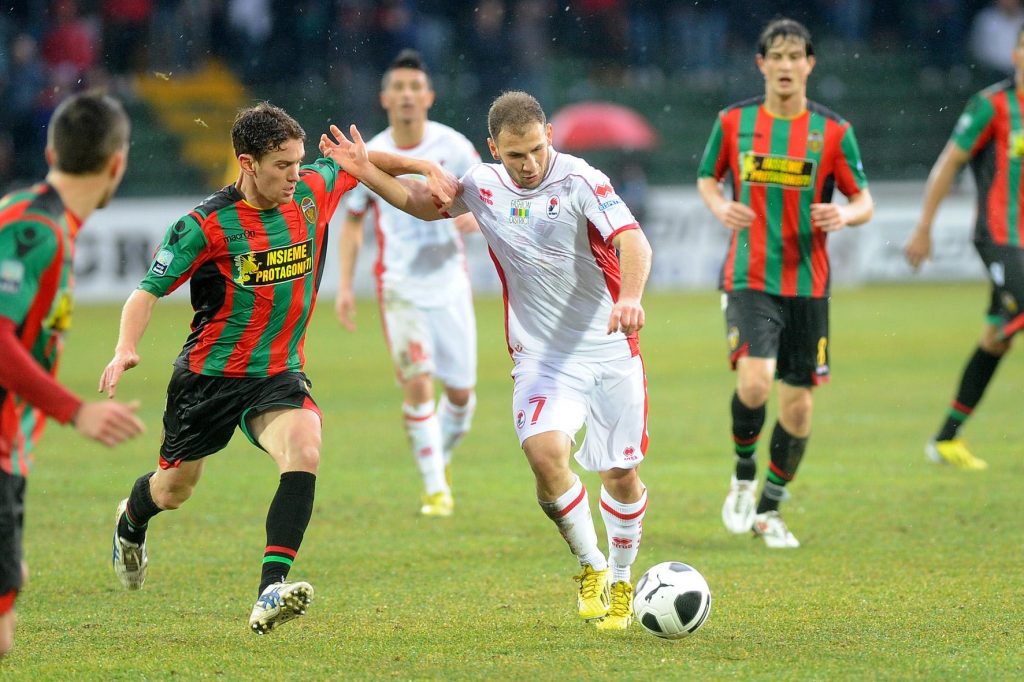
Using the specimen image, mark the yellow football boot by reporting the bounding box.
[419,491,454,517]
[595,581,633,631]
[926,439,988,471]
[574,564,610,620]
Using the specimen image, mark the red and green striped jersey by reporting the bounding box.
[951,80,1024,247]
[0,183,79,477]
[139,158,357,377]
[698,97,868,298]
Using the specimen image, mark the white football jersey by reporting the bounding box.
[450,150,642,362]
[345,121,480,307]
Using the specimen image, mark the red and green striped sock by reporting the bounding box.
[757,423,807,514]
[731,392,765,481]
[936,346,1001,441]
[259,471,315,596]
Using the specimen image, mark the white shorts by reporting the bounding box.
[510,355,649,472]
[380,288,477,389]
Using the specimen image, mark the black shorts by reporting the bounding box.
[976,242,1024,338]
[723,289,830,387]
[159,367,321,469]
[0,469,26,597]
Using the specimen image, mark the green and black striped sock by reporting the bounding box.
[731,392,765,481]
[260,471,316,596]
[936,346,1001,442]
[757,423,808,514]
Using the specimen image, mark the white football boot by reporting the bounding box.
[249,581,314,634]
[752,510,800,548]
[112,498,148,590]
[721,476,757,533]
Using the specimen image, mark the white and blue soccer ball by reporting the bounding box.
[633,561,712,639]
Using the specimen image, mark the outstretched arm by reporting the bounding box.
[319,124,455,221]
[607,229,652,335]
[904,142,970,269]
[99,289,158,398]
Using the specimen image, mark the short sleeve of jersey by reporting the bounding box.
[573,164,639,242]
[300,157,359,222]
[835,124,869,197]
[448,167,479,219]
[698,113,728,180]
[0,220,59,326]
[951,93,996,154]
[138,214,209,297]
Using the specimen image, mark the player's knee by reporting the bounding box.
[287,443,321,473]
[445,387,473,407]
[980,333,1011,355]
[402,374,435,404]
[736,379,771,407]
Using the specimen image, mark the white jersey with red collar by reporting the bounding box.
[449,149,642,362]
[345,121,480,307]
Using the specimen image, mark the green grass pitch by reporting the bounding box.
[5,283,1023,679]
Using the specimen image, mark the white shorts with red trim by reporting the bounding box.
[510,355,648,472]
[381,288,477,389]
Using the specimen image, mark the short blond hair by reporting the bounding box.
[487,91,546,140]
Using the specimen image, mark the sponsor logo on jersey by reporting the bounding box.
[151,249,174,276]
[44,290,72,332]
[954,112,972,136]
[1001,291,1018,314]
[595,183,615,198]
[301,196,318,224]
[480,188,494,205]
[807,129,824,154]
[740,152,816,189]
[1012,131,1024,159]
[509,198,531,225]
[0,259,25,293]
[221,229,257,245]
[233,238,314,287]
[546,195,560,219]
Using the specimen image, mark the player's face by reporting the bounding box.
[488,122,552,189]
[248,138,304,207]
[381,68,435,125]
[757,36,815,100]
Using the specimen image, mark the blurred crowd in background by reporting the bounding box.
[2,0,1024,192]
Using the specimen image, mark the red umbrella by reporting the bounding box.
[550,102,658,152]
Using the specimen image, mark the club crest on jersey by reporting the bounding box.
[233,238,314,287]
[515,409,526,429]
[300,196,318,224]
[740,152,816,190]
[807,129,824,154]
[546,195,560,219]
[509,198,531,225]
[480,188,494,205]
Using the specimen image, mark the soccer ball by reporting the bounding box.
[633,562,712,639]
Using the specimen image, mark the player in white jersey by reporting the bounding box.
[319,91,653,631]
[336,51,480,518]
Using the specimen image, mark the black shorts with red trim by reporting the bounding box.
[976,242,1024,339]
[723,289,830,388]
[0,469,26,600]
[159,367,321,468]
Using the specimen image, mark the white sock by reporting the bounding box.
[600,484,648,584]
[439,392,476,464]
[538,476,606,570]
[402,401,448,496]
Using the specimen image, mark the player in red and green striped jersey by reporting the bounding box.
[98,102,454,635]
[0,92,145,657]
[698,18,875,549]
[904,25,1024,471]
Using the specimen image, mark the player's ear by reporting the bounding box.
[107,148,127,180]
[545,123,553,145]
[44,146,55,169]
[807,55,816,73]
[238,154,257,176]
[487,138,499,161]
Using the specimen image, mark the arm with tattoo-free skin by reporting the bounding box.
[607,229,652,335]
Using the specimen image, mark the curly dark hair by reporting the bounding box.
[231,102,306,161]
